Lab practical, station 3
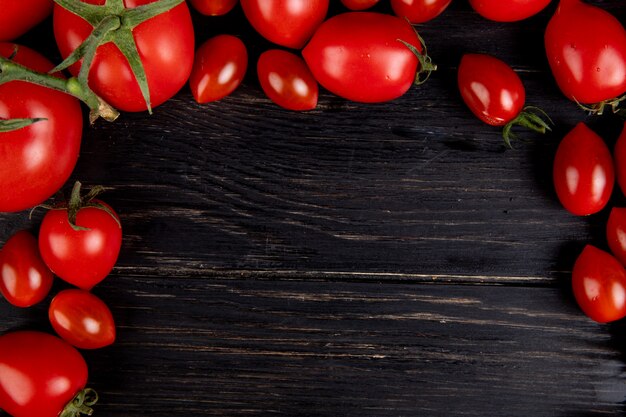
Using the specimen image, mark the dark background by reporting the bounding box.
[3,0,626,415]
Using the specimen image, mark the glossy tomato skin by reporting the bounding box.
[0,231,53,307]
[240,0,329,49]
[53,0,195,112]
[190,35,248,103]
[469,0,550,22]
[39,201,122,290]
[0,43,82,213]
[607,207,626,267]
[341,0,380,10]
[189,0,237,16]
[572,245,626,323]
[545,0,626,104]
[391,0,452,24]
[49,289,116,349]
[0,331,88,417]
[553,123,614,216]
[613,122,626,196]
[303,12,422,103]
[257,49,318,111]
[0,0,53,41]
[458,53,525,126]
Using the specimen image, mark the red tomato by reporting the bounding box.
[572,245,626,323]
[257,49,318,111]
[613,121,626,196]
[0,331,92,417]
[545,0,626,106]
[49,289,116,349]
[553,123,614,216]
[303,12,428,103]
[189,0,237,16]
[468,0,550,22]
[53,0,195,112]
[0,0,53,41]
[0,43,82,213]
[391,0,452,24]
[240,0,329,49]
[607,207,626,267]
[39,200,122,290]
[189,35,248,103]
[0,231,53,307]
[340,0,380,11]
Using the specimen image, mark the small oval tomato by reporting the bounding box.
[189,0,237,16]
[469,0,550,22]
[553,123,614,216]
[303,12,426,103]
[341,0,380,11]
[0,0,53,41]
[391,0,452,24]
[0,230,53,307]
[613,121,626,196]
[49,289,116,349]
[607,207,626,267]
[189,34,248,103]
[240,0,329,49]
[0,331,91,417]
[257,49,318,111]
[572,245,626,323]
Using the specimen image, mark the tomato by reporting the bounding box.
[257,49,318,111]
[189,0,237,16]
[0,43,82,213]
[49,289,116,349]
[468,0,550,22]
[303,12,430,103]
[391,0,452,24]
[0,231,53,307]
[39,193,122,290]
[545,0,626,106]
[607,207,626,267]
[613,121,626,196]
[189,34,248,103]
[53,0,195,112]
[240,0,329,49]
[0,331,93,417]
[0,0,53,41]
[553,123,614,216]
[340,0,380,11]
[572,245,626,323]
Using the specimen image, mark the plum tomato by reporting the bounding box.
[0,0,53,41]
[390,0,452,24]
[607,207,626,267]
[189,0,237,16]
[469,0,550,22]
[341,0,380,10]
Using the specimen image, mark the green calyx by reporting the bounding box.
[576,94,626,117]
[59,388,98,417]
[397,24,437,86]
[53,0,185,114]
[502,106,553,148]
[0,117,47,133]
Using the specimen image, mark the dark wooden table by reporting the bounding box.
[3,1,626,416]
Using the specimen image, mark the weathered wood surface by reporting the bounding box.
[3,1,626,415]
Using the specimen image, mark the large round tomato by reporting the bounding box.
[545,0,626,105]
[39,200,122,290]
[469,0,550,22]
[302,12,424,103]
[0,0,53,41]
[572,245,626,323]
[0,230,53,307]
[0,331,91,417]
[553,122,614,216]
[0,43,82,213]
[240,0,329,49]
[53,0,195,112]
[391,0,452,24]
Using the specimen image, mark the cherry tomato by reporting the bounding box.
[189,34,248,104]
[613,121,626,196]
[39,200,122,290]
[607,207,626,267]
[572,245,626,323]
[340,0,380,11]
[0,331,92,417]
[49,289,116,349]
[545,0,626,106]
[257,49,318,111]
[553,123,614,216]
[0,0,53,41]
[0,43,82,213]
[0,231,53,307]
[468,0,550,22]
[391,0,452,24]
[240,0,329,49]
[303,12,427,103]
[53,0,195,112]
[189,0,237,16]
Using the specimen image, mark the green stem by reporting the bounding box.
[502,106,553,148]
[59,388,98,417]
[123,0,184,28]
[0,118,47,133]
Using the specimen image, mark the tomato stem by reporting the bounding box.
[0,117,47,133]
[59,388,98,417]
[398,28,437,86]
[502,106,553,148]
[576,94,626,116]
[55,181,120,231]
